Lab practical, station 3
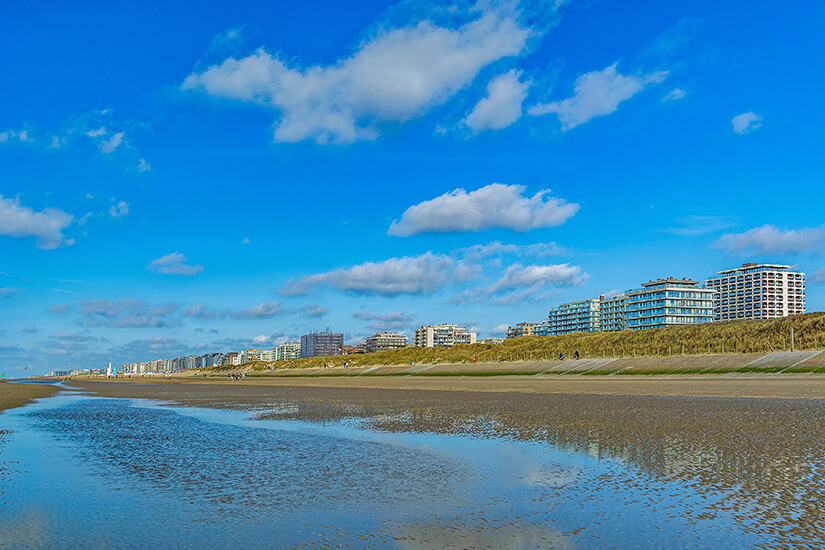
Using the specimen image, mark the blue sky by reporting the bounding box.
[2,0,824,375]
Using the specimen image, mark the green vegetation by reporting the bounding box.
[210,312,825,373]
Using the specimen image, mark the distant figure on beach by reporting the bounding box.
[559,352,565,360]
[574,350,580,360]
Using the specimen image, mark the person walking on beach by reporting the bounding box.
[574,350,580,360]
[559,352,565,360]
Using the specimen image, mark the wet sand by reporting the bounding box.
[0,382,60,413]
[69,377,825,545]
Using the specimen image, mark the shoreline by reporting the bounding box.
[68,372,825,400]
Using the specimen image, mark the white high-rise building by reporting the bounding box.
[414,324,477,347]
[704,263,806,320]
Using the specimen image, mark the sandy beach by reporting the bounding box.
[0,382,60,413]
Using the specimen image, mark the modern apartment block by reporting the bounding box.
[365,331,408,353]
[544,299,601,335]
[505,322,542,338]
[273,342,301,361]
[704,263,806,320]
[626,278,716,330]
[599,294,627,332]
[240,349,263,363]
[300,329,344,358]
[414,324,477,347]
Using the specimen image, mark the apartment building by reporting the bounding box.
[544,299,601,335]
[599,294,627,332]
[300,329,344,358]
[704,263,806,320]
[505,322,542,338]
[273,342,301,361]
[414,324,477,347]
[365,331,408,353]
[625,278,715,330]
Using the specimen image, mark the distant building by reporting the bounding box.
[225,352,241,366]
[626,278,715,330]
[355,343,368,354]
[342,345,358,355]
[365,332,408,353]
[545,299,601,335]
[300,329,344,358]
[414,324,477,347]
[274,342,301,361]
[505,322,542,338]
[479,337,504,345]
[704,262,806,321]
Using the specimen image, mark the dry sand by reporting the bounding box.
[0,382,60,413]
[80,371,825,399]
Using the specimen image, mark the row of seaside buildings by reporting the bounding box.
[119,262,805,374]
[507,262,806,337]
[120,324,479,374]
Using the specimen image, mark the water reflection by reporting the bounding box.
[1,386,814,548]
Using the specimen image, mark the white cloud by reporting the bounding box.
[137,158,151,172]
[812,268,825,284]
[731,111,762,134]
[79,299,182,328]
[352,311,416,332]
[86,127,106,137]
[240,237,250,245]
[230,301,287,319]
[109,200,129,218]
[182,9,530,144]
[0,287,25,299]
[100,132,125,154]
[462,69,529,134]
[147,252,204,276]
[450,262,588,305]
[457,241,567,260]
[388,183,578,236]
[715,225,825,256]
[0,195,74,249]
[183,300,301,320]
[528,63,668,131]
[659,215,735,236]
[491,323,510,336]
[488,263,588,293]
[0,129,33,144]
[663,88,686,101]
[281,252,461,296]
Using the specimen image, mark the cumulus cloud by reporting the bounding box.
[462,69,529,134]
[715,225,825,256]
[182,9,530,144]
[352,311,416,332]
[79,299,182,328]
[137,159,151,172]
[529,63,668,130]
[0,287,25,298]
[457,241,567,261]
[112,336,194,360]
[663,88,686,101]
[0,129,33,143]
[388,183,578,236]
[182,301,288,320]
[281,252,462,297]
[99,132,125,153]
[147,252,204,276]
[451,262,588,305]
[731,111,762,134]
[109,200,129,218]
[0,195,74,249]
[299,304,328,318]
[49,303,71,314]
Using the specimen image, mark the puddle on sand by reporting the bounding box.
[0,391,781,549]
